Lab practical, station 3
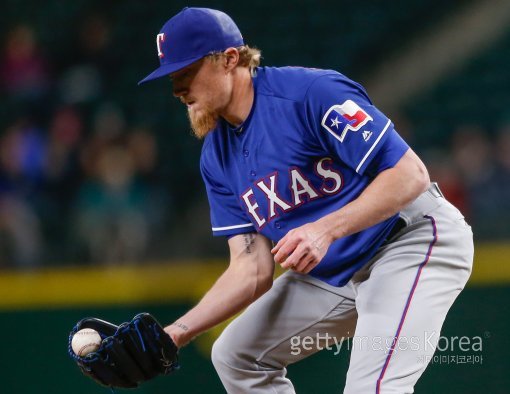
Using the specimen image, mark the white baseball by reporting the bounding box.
[72,328,102,357]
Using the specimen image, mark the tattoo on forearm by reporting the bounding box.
[243,233,256,254]
[172,322,189,331]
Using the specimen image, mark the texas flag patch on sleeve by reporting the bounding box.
[321,100,373,143]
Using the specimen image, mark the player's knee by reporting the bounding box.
[211,331,237,373]
[212,326,258,373]
[211,335,224,369]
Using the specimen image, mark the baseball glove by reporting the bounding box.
[68,312,179,388]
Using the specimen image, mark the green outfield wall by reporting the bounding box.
[1,243,509,393]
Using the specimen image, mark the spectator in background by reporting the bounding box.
[0,24,50,101]
[495,125,510,175]
[73,103,158,264]
[45,106,83,194]
[451,125,497,239]
[74,143,150,264]
[0,119,45,267]
[41,106,85,261]
[423,149,469,216]
[0,195,42,268]
[58,12,114,105]
[127,127,170,239]
[491,125,510,238]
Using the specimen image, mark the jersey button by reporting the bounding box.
[275,222,281,229]
[250,170,256,177]
[243,149,249,157]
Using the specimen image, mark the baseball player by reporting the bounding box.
[69,7,474,393]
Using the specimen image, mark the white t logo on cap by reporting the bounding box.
[156,33,165,58]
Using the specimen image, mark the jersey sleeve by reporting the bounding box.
[200,151,255,237]
[304,73,409,175]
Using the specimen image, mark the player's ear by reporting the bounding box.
[223,47,240,72]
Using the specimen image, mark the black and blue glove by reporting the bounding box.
[68,313,179,388]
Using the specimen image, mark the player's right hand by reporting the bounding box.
[68,312,179,388]
[272,220,334,274]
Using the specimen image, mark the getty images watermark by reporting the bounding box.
[289,331,487,365]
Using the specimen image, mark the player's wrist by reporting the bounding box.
[165,321,192,347]
[316,213,344,242]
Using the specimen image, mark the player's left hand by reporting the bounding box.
[271,221,334,274]
[68,312,179,388]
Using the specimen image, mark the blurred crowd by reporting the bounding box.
[423,124,510,240]
[0,20,171,268]
[0,17,508,269]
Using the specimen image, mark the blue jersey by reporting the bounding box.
[200,66,409,286]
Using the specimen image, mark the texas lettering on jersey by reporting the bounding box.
[241,157,343,229]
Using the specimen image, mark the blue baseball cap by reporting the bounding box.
[138,7,244,85]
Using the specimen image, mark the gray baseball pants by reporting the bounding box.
[212,183,474,393]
